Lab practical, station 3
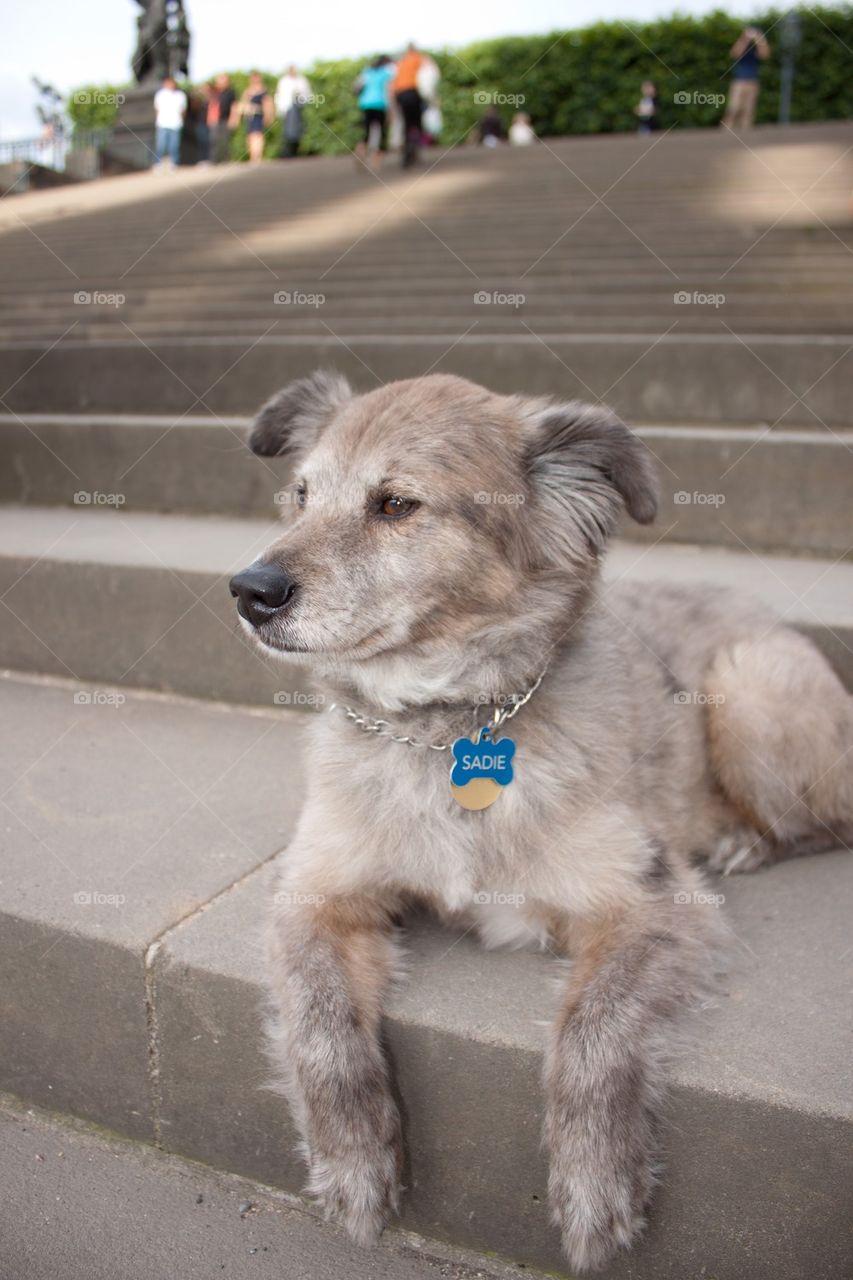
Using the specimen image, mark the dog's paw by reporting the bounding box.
[549,1159,650,1272]
[306,1143,402,1246]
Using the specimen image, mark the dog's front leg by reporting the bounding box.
[269,884,403,1244]
[545,899,711,1272]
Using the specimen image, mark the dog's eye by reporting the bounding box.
[379,495,419,520]
[295,483,307,509]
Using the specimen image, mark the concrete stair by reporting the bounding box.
[1,125,851,342]
[1,412,852,554]
[1,670,850,1280]
[1,122,853,423]
[0,505,851,702]
[3,332,853,426]
[0,1092,541,1280]
[0,123,851,1279]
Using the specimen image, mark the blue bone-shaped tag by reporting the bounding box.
[450,728,516,788]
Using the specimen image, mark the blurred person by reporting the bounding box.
[276,64,313,158]
[392,42,424,168]
[723,27,770,130]
[153,74,187,169]
[478,104,504,147]
[193,84,212,163]
[236,72,274,162]
[635,80,658,134]
[417,53,442,144]
[208,73,236,164]
[354,54,396,170]
[509,111,536,145]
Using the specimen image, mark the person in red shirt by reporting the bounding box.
[391,43,424,168]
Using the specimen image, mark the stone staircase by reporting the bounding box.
[0,124,851,1280]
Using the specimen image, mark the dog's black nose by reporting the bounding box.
[229,563,297,627]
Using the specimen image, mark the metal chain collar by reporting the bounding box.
[328,666,548,751]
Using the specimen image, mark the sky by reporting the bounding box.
[3,0,725,139]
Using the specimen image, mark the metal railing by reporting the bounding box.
[0,128,114,173]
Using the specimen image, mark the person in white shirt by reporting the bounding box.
[276,65,312,158]
[153,75,187,168]
[509,112,536,146]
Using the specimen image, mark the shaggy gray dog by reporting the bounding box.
[229,371,852,1271]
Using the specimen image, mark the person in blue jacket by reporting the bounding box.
[354,55,396,170]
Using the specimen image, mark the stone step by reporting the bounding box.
[2,129,849,246]
[2,261,849,295]
[1,670,850,1279]
[0,1092,543,1280]
[2,122,851,420]
[4,177,850,238]
[0,673,305,1137]
[7,310,853,343]
[1,255,849,289]
[3,217,848,257]
[1,263,849,312]
[1,414,851,557]
[630,424,853,556]
[0,504,289,706]
[0,265,847,310]
[1,123,851,361]
[7,289,852,314]
[0,506,851,703]
[2,333,852,424]
[4,301,853,343]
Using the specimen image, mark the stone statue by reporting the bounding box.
[131,0,190,84]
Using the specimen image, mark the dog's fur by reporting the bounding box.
[233,371,852,1271]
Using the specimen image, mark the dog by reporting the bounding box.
[229,370,852,1272]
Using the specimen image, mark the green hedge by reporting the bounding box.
[68,85,130,132]
[69,6,853,154]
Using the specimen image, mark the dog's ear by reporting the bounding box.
[522,400,658,557]
[249,370,352,457]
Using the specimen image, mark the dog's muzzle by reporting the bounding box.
[229,562,297,628]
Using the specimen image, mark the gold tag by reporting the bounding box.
[450,777,503,810]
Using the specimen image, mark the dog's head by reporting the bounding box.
[230,371,657,688]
